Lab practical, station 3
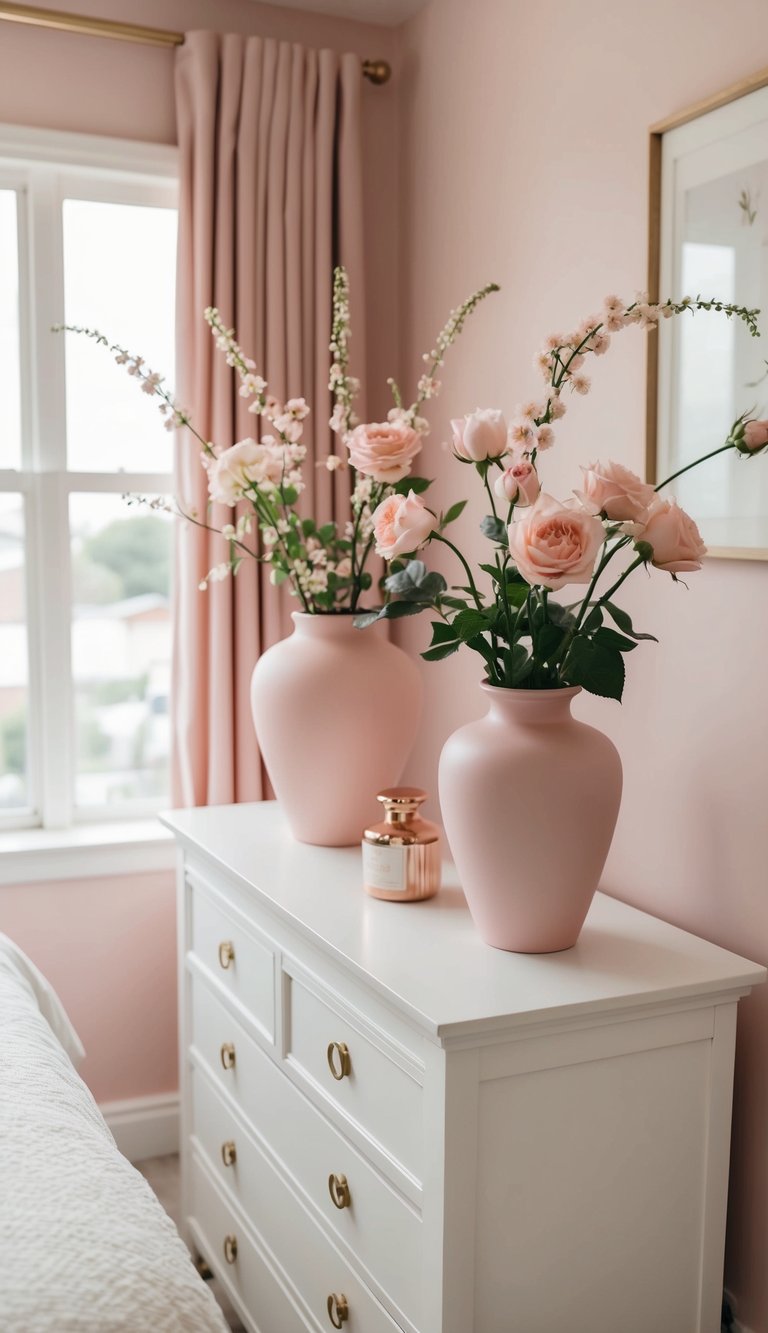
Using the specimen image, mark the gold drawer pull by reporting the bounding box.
[328,1173,351,1210]
[218,940,235,969]
[327,1293,349,1328]
[223,1234,238,1265]
[220,1042,236,1070]
[221,1141,237,1168]
[326,1041,350,1081]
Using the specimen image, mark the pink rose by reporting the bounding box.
[451,409,508,460]
[207,439,283,505]
[372,490,436,560]
[640,499,706,574]
[494,457,541,507]
[347,421,422,483]
[575,459,656,523]
[742,419,768,452]
[508,493,604,590]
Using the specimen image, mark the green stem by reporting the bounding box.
[431,531,485,610]
[655,442,735,491]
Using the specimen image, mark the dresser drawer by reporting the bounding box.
[191,1057,422,1327]
[190,1151,310,1333]
[286,972,423,1181]
[190,1140,404,1333]
[188,871,276,1042]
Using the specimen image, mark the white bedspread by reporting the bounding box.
[0,935,229,1333]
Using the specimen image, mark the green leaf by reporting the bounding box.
[441,500,467,528]
[582,605,603,634]
[466,633,496,666]
[535,623,566,662]
[317,522,336,543]
[480,514,508,545]
[479,562,503,583]
[603,600,659,642]
[440,595,471,611]
[429,620,458,646]
[592,626,637,654]
[565,635,625,701]
[281,485,299,505]
[393,476,432,495]
[421,640,460,662]
[453,608,493,641]
[507,643,532,686]
[353,608,386,629]
[301,518,316,538]
[386,561,426,594]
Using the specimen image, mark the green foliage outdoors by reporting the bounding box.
[73,515,170,604]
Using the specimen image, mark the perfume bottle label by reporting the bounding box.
[363,841,407,892]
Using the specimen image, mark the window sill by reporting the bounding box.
[0,819,176,886]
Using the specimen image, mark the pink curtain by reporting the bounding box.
[172,30,366,807]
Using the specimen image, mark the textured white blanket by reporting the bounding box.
[0,935,229,1333]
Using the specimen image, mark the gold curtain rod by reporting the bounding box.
[0,2,392,82]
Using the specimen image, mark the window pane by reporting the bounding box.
[0,191,22,470]
[0,495,29,810]
[63,199,177,472]
[70,493,172,810]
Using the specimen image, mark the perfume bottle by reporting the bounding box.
[362,788,441,902]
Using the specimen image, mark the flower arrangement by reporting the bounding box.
[359,292,764,701]
[56,270,498,614]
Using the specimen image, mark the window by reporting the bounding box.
[0,128,177,831]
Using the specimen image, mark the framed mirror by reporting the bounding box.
[648,69,768,558]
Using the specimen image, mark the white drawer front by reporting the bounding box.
[287,974,423,1181]
[190,1152,310,1333]
[191,1058,422,1328]
[191,1142,405,1333]
[189,874,276,1042]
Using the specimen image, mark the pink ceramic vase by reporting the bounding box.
[250,613,423,847]
[438,684,622,953]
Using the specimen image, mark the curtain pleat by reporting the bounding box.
[172,31,366,807]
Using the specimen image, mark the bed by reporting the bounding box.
[0,934,229,1333]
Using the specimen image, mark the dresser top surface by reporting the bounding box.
[163,802,764,1037]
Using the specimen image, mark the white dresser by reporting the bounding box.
[163,802,764,1333]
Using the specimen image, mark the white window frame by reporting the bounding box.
[0,124,178,838]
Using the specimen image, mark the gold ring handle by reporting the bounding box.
[218,940,235,969]
[327,1293,349,1328]
[223,1234,238,1265]
[328,1173,351,1210]
[221,1141,237,1168]
[220,1042,236,1070]
[326,1041,351,1081]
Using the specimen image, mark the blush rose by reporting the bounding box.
[575,459,656,523]
[494,457,541,507]
[372,490,436,560]
[347,421,422,483]
[451,409,508,461]
[639,499,706,574]
[508,493,604,590]
[742,419,768,452]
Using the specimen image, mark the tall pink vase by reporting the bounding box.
[438,685,622,953]
[251,613,423,847]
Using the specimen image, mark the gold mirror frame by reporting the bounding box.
[646,64,768,560]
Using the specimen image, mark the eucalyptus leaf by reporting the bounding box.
[480,514,508,545]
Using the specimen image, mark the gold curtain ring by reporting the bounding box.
[218,940,235,969]
[223,1234,238,1265]
[220,1042,236,1070]
[221,1141,237,1167]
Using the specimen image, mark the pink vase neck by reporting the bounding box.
[481,682,581,726]
[291,610,375,642]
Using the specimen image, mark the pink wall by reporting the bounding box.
[0,0,400,1100]
[0,871,177,1102]
[395,0,768,1325]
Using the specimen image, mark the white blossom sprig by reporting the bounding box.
[328,266,360,443]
